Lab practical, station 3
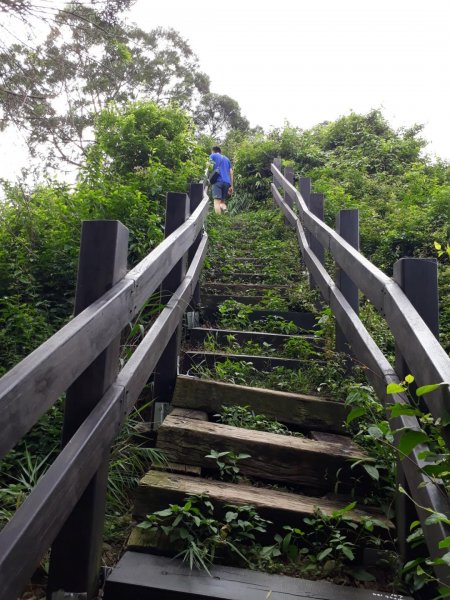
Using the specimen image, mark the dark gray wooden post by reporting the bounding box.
[335,209,359,355]
[153,192,189,427]
[188,183,204,310]
[299,177,311,208]
[299,177,312,249]
[47,220,129,599]
[283,167,294,210]
[393,257,439,562]
[273,157,282,172]
[283,167,294,225]
[308,192,325,290]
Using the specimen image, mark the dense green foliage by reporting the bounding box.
[223,110,449,349]
[0,101,206,375]
[0,98,448,596]
[229,110,449,267]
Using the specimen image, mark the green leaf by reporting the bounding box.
[317,547,333,561]
[398,429,429,457]
[367,425,383,439]
[425,513,450,526]
[389,402,421,418]
[154,508,174,517]
[346,406,366,424]
[341,545,355,561]
[386,383,406,395]
[416,382,448,397]
[404,374,415,384]
[363,464,379,481]
[439,537,450,549]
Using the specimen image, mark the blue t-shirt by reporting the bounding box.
[210,153,232,184]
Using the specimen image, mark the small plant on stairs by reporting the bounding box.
[205,449,251,483]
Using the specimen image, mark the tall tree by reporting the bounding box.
[0,1,210,167]
[194,92,249,139]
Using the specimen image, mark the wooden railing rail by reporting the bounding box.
[0,184,209,599]
[271,164,450,427]
[0,191,209,460]
[271,164,450,584]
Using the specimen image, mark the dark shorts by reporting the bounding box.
[212,181,230,200]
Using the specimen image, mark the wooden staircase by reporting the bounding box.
[104,212,411,600]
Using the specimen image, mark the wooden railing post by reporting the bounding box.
[153,192,189,427]
[47,220,129,599]
[188,183,204,310]
[335,209,359,355]
[299,176,312,250]
[308,192,325,290]
[283,167,294,225]
[299,177,311,208]
[272,157,282,201]
[393,257,439,562]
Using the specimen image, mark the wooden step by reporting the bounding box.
[156,412,367,490]
[105,552,409,600]
[172,375,347,432]
[189,327,323,350]
[132,470,388,526]
[201,294,265,308]
[181,351,308,374]
[206,273,296,284]
[201,282,290,294]
[203,307,317,331]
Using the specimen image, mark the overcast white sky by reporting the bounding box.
[131,0,450,158]
[1,0,449,182]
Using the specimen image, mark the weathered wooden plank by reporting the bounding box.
[130,195,209,309]
[200,294,265,308]
[232,256,266,262]
[207,272,267,281]
[335,209,359,355]
[105,552,410,600]
[133,471,387,526]
[272,164,450,422]
[156,414,366,489]
[189,327,322,349]
[169,407,208,421]
[172,375,347,432]
[271,165,390,310]
[152,462,202,476]
[310,431,353,447]
[153,192,190,409]
[205,272,295,284]
[248,311,316,329]
[271,169,450,582]
[181,351,309,374]
[0,278,133,460]
[0,236,209,600]
[201,282,290,293]
[48,220,129,597]
[188,183,205,308]
[0,195,209,461]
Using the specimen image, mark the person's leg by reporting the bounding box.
[219,183,230,212]
[212,182,222,214]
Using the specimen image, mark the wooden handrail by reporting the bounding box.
[0,227,208,599]
[0,193,209,460]
[271,164,450,426]
[271,166,450,583]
